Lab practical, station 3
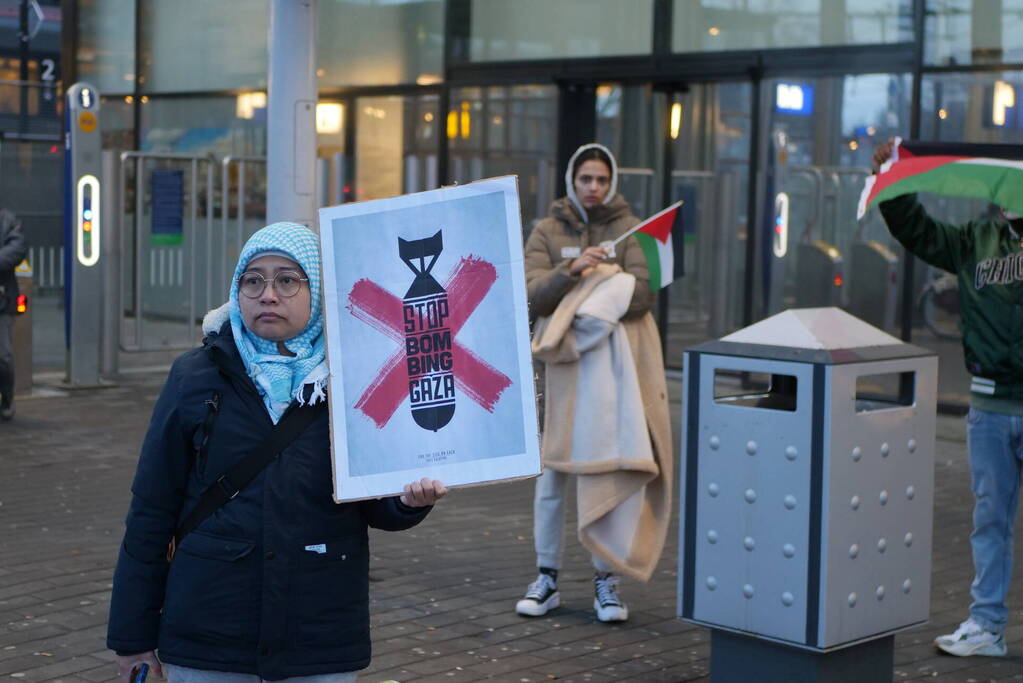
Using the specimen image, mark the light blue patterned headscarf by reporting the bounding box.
[229,222,327,423]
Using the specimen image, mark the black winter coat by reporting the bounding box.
[106,324,430,680]
[0,209,27,316]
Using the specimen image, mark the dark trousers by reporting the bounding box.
[0,314,13,403]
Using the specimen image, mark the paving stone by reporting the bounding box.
[4,370,1023,682]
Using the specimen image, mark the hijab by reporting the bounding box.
[228,222,327,423]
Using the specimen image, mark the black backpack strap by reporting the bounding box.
[172,401,327,550]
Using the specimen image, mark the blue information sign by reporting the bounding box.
[151,169,184,245]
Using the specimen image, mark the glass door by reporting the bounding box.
[665,83,752,355]
[589,82,753,366]
[348,93,440,202]
[754,74,912,332]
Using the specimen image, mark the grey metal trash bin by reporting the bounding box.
[678,307,937,681]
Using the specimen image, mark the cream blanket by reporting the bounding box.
[532,264,673,582]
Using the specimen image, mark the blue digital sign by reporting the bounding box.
[775,83,814,116]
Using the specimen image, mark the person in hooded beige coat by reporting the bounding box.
[515,143,672,624]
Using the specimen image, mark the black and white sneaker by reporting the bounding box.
[593,573,628,622]
[515,572,560,616]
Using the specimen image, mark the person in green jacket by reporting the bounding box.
[874,140,1023,657]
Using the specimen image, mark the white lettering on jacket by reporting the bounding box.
[976,252,1023,289]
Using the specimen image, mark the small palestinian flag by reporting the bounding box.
[858,138,1023,219]
[626,200,685,291]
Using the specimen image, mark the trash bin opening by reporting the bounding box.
[713,370,797,412]
[855,371,915,413]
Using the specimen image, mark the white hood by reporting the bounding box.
[565,142,619,224]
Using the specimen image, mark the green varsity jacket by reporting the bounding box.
[880,193,1023,408]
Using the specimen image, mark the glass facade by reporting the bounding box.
[139,0,267,93]
[318,0,443,87]
[666,83,753,353]
[921,70,1023,143]
[354,94,439,201]
[100,95,135,150]
[673,0,913,52]
[468,0,654,61]
[925,0,1023,66]
[46,1,1022,401]
[77,0,135,95]
[449,85,558,226]
[758,73,912,324]
[140,96,266,157]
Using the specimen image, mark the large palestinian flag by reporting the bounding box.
[858,138,1023,219]
[621,200,684,291]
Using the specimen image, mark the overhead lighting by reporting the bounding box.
[416,74,442,86]
[460,101,471,139]
[236,91,266,120]
[992,80,1015,126]
[848,140,859,151]
[316,102,343,134]
[669,102,683,140]
[708,26,721,36]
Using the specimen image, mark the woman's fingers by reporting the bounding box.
[401,478,448,507]
[570,250,607,275]
[427,479,448,504]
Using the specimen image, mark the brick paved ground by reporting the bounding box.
[3,370,1023,682]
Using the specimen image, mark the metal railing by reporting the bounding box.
[118,151,215,351]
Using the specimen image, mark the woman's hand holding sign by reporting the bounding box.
[401,477,448,507]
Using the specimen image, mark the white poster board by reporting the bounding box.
[318,176,541,502]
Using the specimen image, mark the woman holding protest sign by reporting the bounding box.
[518,143,672,623]
[107,222,446,682]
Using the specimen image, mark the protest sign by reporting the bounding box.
[319,176,540,501]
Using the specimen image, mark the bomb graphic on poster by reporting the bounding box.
[399,230,456,431]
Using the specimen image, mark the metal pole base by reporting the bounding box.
[710,629,894,683]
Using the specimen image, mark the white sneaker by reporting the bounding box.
[515,573,560,617]
[593,573,628,622]
[934,617,1007,656]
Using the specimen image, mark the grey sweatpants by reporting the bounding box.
[533,467,611,573]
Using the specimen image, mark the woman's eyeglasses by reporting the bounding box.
[238,271,308,298]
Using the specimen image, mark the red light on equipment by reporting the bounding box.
[15,294,27,314]
[833,274,844,287]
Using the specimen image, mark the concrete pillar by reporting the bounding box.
[267,0,318,227]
